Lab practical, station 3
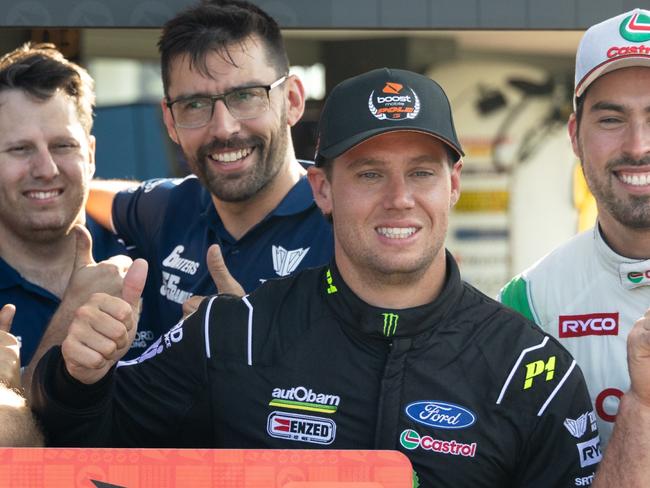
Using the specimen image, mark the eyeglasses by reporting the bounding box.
[166,75,288,129]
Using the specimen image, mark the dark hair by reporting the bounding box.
[575,92,585,134]
[0,42,94,133]
[159,0,289,97]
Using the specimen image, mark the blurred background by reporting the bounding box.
[0,0,635,296]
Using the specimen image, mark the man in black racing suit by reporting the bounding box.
[32,68,600,487]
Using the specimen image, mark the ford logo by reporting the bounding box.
[405,401,476,430]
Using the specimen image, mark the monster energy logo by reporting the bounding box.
[325,268,338,294]
[382,313,399,336]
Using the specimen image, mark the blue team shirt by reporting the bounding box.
[0,216,131,366]
[112,172,334,343]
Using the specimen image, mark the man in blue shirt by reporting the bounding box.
[87,0,333,336]
[0,43,133,390]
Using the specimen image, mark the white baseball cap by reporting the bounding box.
[575,8,650,102]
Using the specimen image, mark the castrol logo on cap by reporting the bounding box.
[368,82,420,121]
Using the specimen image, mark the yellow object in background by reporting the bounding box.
[573,162,597,232]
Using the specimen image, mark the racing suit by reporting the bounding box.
[33,253,599,487]
[499,225,650,447]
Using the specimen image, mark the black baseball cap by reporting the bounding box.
[314,67,464,166]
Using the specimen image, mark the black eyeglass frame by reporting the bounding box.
[165,75,288,129]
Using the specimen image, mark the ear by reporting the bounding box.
[449,159,463,207]
[87,134,96,179]
[307,166,333,215]
[161,98,181,145]
[285,74,306,127]
[568,112,581,160]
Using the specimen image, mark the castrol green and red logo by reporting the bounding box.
[399,429,477,457]
[620,12,650,42]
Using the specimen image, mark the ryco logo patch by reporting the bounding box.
[559,313,619,338]
[577,436,602,468]
[368,82,420,121]
[399,429,477,457]
[405,401,476,430]
[267,411,336,445]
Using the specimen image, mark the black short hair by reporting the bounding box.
[159,0,289,97]
[0,42,94,133]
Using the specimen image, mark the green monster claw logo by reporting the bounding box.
[325,269,338,294]
[628,271,644,284]
[382,312,399,336]
[620,13,650,42]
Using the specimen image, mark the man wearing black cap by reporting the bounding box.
[33,69,598,486]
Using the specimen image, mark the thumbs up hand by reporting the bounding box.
[181,244,245,319]
[62,259,148,385]
[0,304,20,390]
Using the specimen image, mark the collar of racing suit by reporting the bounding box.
[322,250,464,339]
[593,224,650,289]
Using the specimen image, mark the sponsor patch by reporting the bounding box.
[619,12,650,42]
[368,82,420,121]
[564,411,598,438]
[577,436,602,468]
[382,313,399,337]
[559,313,618,338]
[269,386,340,414]
[267,411,336,445]
[162,245,200,275]
[272,245,310,277]
[405,401,476,430]
[523,356,556,389]
[575,473,595,487]
[399,429,477,457]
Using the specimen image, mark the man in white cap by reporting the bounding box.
[500,8,650,448]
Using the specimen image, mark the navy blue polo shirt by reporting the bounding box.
[112,171,334,339]
[0,216,132,366]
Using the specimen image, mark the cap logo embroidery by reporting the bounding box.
[620,12,650,42]
[368,82,420,121]
[382,82,403,94]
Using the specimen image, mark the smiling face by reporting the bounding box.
[570,67,650,234]
[309,131,461,288]
[161,35,303,204]
[0,89,95,243]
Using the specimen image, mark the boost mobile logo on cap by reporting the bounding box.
[620,12,650,42]
[368,81,420,121]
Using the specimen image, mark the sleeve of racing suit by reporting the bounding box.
[111,178,177,258]
[513,363,600,487]
[31,300,212,447]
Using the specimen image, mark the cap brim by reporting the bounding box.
[318,126,464,162]
[576,56,650,98]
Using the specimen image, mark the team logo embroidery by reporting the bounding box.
[272,245,310,277]
[399,429,477,457]
[577,436,602,468]
[325,268,338,294]
[267,411,336,445]
[564,411,598,438]
[559,313,619,338]
[405,401,476,430]
[382,312,399,336]
[523,356,555,389]
[368,82,420,121]
[269,385,340,414]
[620,12,650,42]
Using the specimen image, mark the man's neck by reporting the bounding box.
[335,251,448,309]
[212,158,306,240]
[599,215,650,260]
[0,229,76,298]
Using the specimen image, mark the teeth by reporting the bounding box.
[26,190,60,200]
[376,227,417,239]
[620,173,650,186]
[211,147,253,163]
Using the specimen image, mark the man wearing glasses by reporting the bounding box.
[87,0,333,341]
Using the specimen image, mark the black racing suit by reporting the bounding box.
[33,253,600,487]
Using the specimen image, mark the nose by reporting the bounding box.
[207,99,242,140]
[383,175,415,210]
[30,148,59,180]
[622,119,650,161]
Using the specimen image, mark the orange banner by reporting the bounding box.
[0,449,413,487]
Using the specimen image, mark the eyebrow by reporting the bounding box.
[345,154,444,170]
[590,101,650,114]
[170,81,267,101]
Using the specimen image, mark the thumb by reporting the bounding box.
[0,304,15,333]
[207,244,245,297]
[122,259,148,308]
[73,224,95,270]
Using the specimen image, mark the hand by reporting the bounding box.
[181,244,245,318]
[0,304,21,390]
[61,259,148,385]
[627,309,650,406]
[63,224,134,308]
